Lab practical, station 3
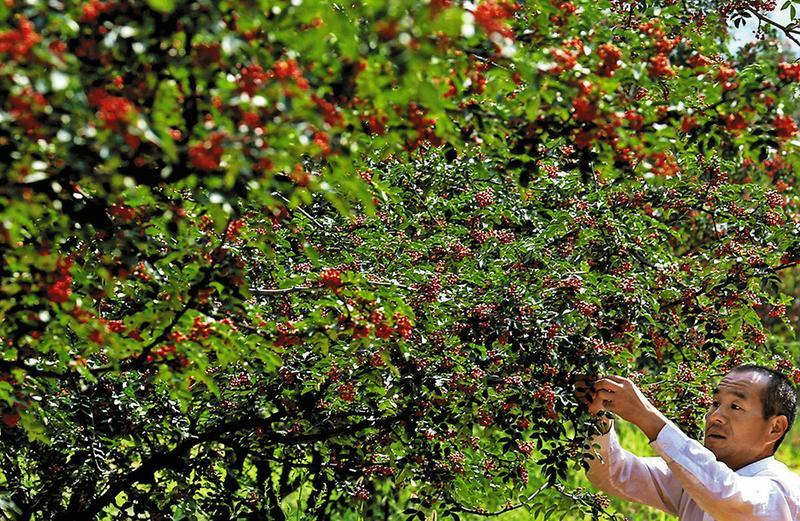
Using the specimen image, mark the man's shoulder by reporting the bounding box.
[756,458,800,498]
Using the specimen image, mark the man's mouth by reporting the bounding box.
[706,433,726,440]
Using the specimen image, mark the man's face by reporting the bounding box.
[704,370,778,470]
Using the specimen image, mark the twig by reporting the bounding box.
[251,286,315,295]
[271,191,325,230]
[747,8,800,49]
[251,279,416,295]
[772,260,800,272]
[453,482,548,516]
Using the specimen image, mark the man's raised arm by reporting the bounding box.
[576,376,682,515]
[588,375,800,520]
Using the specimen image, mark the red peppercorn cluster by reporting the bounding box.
[473,0,518,39]
[188,132,226,172]
[772,115,798,139]
[46,257,73,304]
[319,268,343,289]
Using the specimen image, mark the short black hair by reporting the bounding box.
[731,364,798,452]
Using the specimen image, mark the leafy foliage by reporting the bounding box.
[1,0,800,519]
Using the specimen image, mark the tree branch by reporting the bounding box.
[129,217,235,367]
[65,410,408,518]
[747,8,800,49]
[452,482,548,516]
[251,278,416,295]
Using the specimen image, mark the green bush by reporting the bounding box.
[1,0,800,519]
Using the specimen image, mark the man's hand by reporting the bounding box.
[576,375,667,442]
[574,374,612,433]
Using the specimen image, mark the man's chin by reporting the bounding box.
[703,440,725,460]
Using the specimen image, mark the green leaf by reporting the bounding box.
[146,0,175,13]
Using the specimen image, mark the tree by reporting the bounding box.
[1,0,800,518]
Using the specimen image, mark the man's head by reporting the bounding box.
[704,364,797,471]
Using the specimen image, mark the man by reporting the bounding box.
[576,365,800,520]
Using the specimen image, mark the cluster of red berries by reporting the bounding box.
[717,64,737,91]
[109,203,137,223]
[87,87,135,131]
[338,382,355,402]
[532,384,557,419]
[546,40,578,75]
[274,322,301,347]
[272,59,308,90]
[47,257,73,304]
[768,304,786,318]
[778,62,800,82]
[190,316,213,341]
[363,464,395,477]
[394,314,413,339]
[477,410,494,426]
[311,95,344,127]
[105,319,125,333]
[675,363,695,383]
[81,0,115,23]
[619,276,636,293]
[414,275,442,304]
[743,324,767,345]
[597,43,622,77]
[764,210,784,226]
[188,132,226,172]
[226,218,246,241]
[149,342,177,360]
[725,113,747,132]
[0,16,41,61]
[353,484,370,501]
[575,301,598,317]
[648,53,675,78]
[572,95,597,123]
[319,268,342,289]
[237,64,269,96]
[406,103,441,149]
[765,190,785,208]
[7,88,47,134]
[776,359,800,385]
[473,0,518,39]
[772,116,798,139]
[447,451,466,473]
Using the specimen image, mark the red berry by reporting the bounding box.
[475,188,495,208]
[2,410,20,428]
[773,115,797,139]
[319,268,342,289]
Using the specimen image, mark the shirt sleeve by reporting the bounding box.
[651,421,795,520]
[585,422,682,515]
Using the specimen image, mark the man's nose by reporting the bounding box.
[706,406,726,424]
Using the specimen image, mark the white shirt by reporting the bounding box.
[586,421,800,520]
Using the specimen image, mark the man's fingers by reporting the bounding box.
[603,375,631,385]
[595,390,615,402]
[593,378,624,393]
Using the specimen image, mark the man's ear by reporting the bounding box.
[768,415,789,445]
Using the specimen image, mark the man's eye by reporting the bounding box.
[711,401,720,408]
[732,404,741,410]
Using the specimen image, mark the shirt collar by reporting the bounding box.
[737,456,777,477]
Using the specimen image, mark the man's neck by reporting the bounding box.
[728,452,774,472]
